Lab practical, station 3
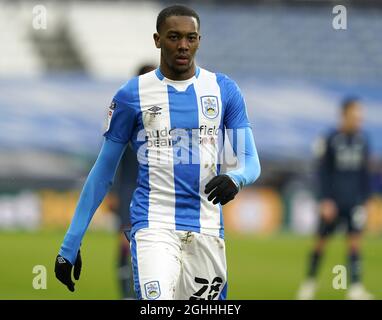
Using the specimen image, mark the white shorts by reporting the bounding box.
[130,228,227,300]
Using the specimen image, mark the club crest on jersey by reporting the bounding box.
[144,281,161,300]
[201,96,219,119]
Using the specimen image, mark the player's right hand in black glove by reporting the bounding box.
[55,250,82,292]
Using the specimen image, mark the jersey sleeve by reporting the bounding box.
[225,126,261,189]
[59,138,126,264]
[219,74,251,129]
[103,80,139,144]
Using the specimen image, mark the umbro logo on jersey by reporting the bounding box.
[143,106,162,126]
[148,105,162,114]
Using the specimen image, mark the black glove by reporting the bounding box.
[204,174,239,205]
[55,250,82,292]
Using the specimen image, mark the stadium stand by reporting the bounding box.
[66,2,160,78]
[0,3,42,76]
[2,2,382,83]
[0,1,381,177]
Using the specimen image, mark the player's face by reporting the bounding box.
[343,103,363,132]
[154,15,200,79]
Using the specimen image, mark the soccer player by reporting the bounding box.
[297,98,373,300]
[54,5,261,300]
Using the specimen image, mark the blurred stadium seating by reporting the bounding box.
[0,3,43,76]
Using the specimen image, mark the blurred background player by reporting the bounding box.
[297,98,373,300]
[113,64,156,299]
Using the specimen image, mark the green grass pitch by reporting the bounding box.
[0,231,381,299]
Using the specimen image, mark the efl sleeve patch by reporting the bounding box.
[105,101,116,133]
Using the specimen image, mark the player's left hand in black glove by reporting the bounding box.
[205,174,239,205]
[55,250,82,292]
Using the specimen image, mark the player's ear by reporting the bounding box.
[193,34,201,52]
[153,33,161,49]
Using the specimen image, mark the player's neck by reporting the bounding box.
[339,124,356,135]
[159,63,197,81]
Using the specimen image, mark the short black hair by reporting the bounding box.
[156,4,200,33]
[341,96,360,114]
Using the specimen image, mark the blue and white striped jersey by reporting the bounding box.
[104,67,251,238]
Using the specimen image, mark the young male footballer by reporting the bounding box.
[55,5,261,299]
[298,98,373,300]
